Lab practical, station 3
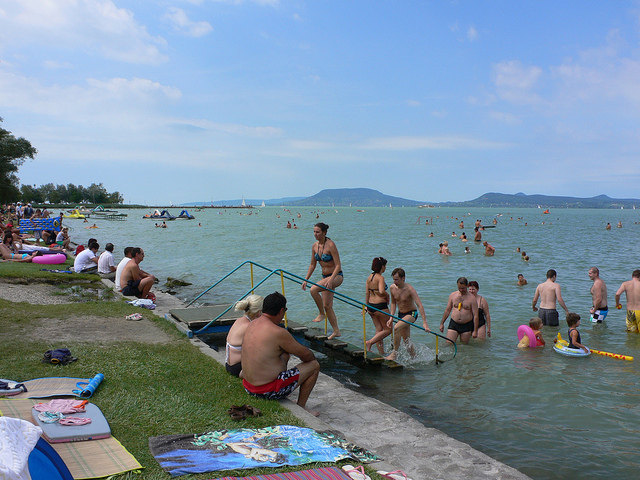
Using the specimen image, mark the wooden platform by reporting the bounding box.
[169,304,236,329]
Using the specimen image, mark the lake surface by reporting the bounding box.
[71,206,640,479]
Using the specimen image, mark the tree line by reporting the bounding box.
[1,117,123,205]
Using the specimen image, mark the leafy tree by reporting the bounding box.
[0,117,37,203]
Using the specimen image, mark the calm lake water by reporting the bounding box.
[70,206,640,480]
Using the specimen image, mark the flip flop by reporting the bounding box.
[342,465,371,480]
[377,470,413,480]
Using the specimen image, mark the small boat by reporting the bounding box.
[543,209,550,214]
[91,205,128,219]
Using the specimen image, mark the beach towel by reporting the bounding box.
[0,399,142,479]
[149,425,378,477]
[210,466,353,480]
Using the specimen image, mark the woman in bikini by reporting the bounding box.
[468,281,491,338]
[301,222,343,339]
[365,257,392,354]
[225,294,263,377]
[0,231,39,262]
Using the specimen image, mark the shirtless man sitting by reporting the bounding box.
[588,267,608,323]
[120,247,156,299]
[439,277,478,344]
[385,268,428,360]
[615,270,640,333]
[241,292,320,415]
[532,269,569,326]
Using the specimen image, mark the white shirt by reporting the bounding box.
[73,249,97,272]
[114,257,132,291]
[98,250,115,274]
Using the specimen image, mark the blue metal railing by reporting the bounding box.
[186,260,457,361]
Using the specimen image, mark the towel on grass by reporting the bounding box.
[149,425,378,477]
[210,466,353,480]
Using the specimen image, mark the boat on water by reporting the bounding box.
[67,206,92,215]
[142,209,176,220]
[177,209,195,220]
[91,205,128,219]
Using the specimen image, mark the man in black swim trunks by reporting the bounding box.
[385,268,429,360]
[120,247,156,299]
[439,277,478,344]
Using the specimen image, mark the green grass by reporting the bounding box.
[0,282,384,480]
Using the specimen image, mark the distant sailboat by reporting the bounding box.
[261,201,266,207]
[241,196,246,207]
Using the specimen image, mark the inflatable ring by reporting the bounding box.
[517,325,537,348]
[554,344,591,357]
[53,219,61,228]
[32,253,67,265]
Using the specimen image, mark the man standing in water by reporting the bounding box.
[588,267,608,323]
[532,269,569,326]
[483,241,495,256]
[242,292,320,415]
[615,270,640,333]
[440,277,478,344]
[385,268,429,360]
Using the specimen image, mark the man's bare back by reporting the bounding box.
[616,274,640,311]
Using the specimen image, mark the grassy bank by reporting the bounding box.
[0,265,382,479]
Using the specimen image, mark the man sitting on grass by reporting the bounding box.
[241,292,320,416]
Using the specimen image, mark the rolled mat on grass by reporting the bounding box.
[211,466,353,480]
[0,399,142,479]
[9,377,93,399]
[149,425,378,477]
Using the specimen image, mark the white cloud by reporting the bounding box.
[360,136,508,151]
[467,26,478,42]
[165,8,213,37]
[406,99,421,107]
[492,60,543,105]
[0,0,167,65]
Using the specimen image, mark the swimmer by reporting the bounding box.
[615,269,640,333]
[440,277,478,344]
[474,227,482,242]
[451,231,457,237]
[517,317,545,348]
[302,222,343,339]
[517,274,527,286]
[428,232,434,237]
[459,221,464,229]
[464,246,471,254]
[441,241,451,256]
[468,281,491,338]
[483,241,495,256]
[617,221,622,228]
[532,269,569,326]
[566,313,588,352]
[605,222,611,230]
[588,267,608,323]
[460,232,467,241]
[286,221,291,229]
[364,257,392,354]
[385,268,428,360]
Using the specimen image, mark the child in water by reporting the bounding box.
[517,317,545,348]
[566,313,588,352]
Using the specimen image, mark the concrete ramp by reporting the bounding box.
[169,304,236,329]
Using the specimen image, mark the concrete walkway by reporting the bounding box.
[147,288,530,480]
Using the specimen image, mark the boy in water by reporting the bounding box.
[517,274,527,286]
[566,313,588,352]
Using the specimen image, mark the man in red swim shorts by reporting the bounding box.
[242,292,320,415]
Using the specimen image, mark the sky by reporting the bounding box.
[1,1,640,205]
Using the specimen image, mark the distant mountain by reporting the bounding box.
[443,192,640,209]
[182,196,305,207]
[286,188,424,207]
[184,190,640,209]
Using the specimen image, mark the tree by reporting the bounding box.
[0,117,37,203]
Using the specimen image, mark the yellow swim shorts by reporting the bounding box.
[626,310,640,333]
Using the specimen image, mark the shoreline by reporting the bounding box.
[148,284,530,480]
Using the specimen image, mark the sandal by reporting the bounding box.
[242,404,262,417]
[228,405,247,420]
[377,471,413,480]
[341,465,371,480]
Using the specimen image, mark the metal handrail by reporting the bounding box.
[189,260,457,360]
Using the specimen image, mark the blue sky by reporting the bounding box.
[1,1,639,205]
